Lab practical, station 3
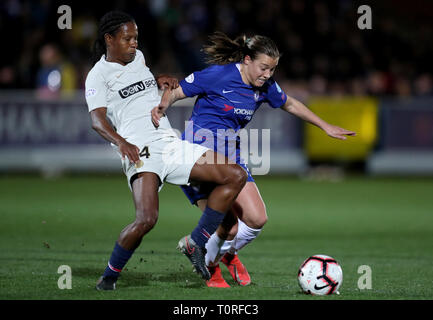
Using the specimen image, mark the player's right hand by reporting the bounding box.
[151,105,165,128]
[323,124,356,140]
[118,140,140,164]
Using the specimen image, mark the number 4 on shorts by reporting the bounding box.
[140,146,150,158]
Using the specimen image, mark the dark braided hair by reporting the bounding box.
[202,31,281,65]
[92,11,135,64]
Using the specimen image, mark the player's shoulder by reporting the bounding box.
[200,63,238,83]
[201,63,234,75]
[211,63,237,74]
[262,77,283,93]
[266,77,277,86]
[86,58,106,84]
[135,49,144,59]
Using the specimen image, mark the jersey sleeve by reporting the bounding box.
[265,79,288,108]
[85,68,108,112]
[179,65,220,97]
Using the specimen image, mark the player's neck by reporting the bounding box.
[105,53,127,66]
[239,64,252,86]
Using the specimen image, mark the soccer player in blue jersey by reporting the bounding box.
[152,32,356,287]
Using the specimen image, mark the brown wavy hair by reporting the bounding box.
[202,31,281,65]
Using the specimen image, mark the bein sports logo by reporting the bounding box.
[118,79,157,99]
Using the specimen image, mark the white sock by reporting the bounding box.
[219,239,236,256]
[205,233,225,267]
[230,219,262,252]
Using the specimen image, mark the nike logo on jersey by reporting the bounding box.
[222,89,234,94]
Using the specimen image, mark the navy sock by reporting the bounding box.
[191,206,225,248]
[102,242,134,279]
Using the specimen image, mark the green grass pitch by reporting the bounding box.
[1,174,432,300]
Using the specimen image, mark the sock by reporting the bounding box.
[220,239,236,256]
[205,233,226,266]
[102,242,134,279]
[191,206,225,248]
[219,218,241,256]
[230,220,262,252]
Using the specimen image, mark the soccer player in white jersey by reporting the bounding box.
[85,11,247,290]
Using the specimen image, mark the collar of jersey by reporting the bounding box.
[101,54,136,69]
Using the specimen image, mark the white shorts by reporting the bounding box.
[114,136,210,191]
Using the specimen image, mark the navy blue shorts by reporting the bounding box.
[181,162,253,205]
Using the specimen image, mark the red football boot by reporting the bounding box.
[206,265,230,288]
[221,253,251,286]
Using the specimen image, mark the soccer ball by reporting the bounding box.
[297,254,343,295]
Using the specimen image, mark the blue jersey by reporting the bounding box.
[180,63,287,133]
[180,63,287,165]
[179,63,287,203]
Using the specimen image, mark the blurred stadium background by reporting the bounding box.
[1,0,433,301]
[1,0,432,177]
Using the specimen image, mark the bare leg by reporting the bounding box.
[96,172,160,290]
[189,151,247,213]
[198,181,267,242]
[222,181,267,231]
[118,172,160,250]
[177,151,247,280]
[198,199,238,240]
[205,182,267,268]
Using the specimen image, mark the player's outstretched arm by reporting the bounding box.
[155,74,179,90]
[90,107,140,163]
[280,96,356,140]
[151,86,186,127]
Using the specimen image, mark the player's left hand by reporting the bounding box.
[323,124,356,140]
[156,74,179,90]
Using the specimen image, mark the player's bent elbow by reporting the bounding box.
[91,122,102,133]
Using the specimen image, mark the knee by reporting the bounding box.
[255,214,268,229]
[227,165,248,188]
[247,211,268,229]
[134,210,159,235]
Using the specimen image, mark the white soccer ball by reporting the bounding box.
[297,254,343,295]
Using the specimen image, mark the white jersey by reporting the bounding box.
[85,49,176,148]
